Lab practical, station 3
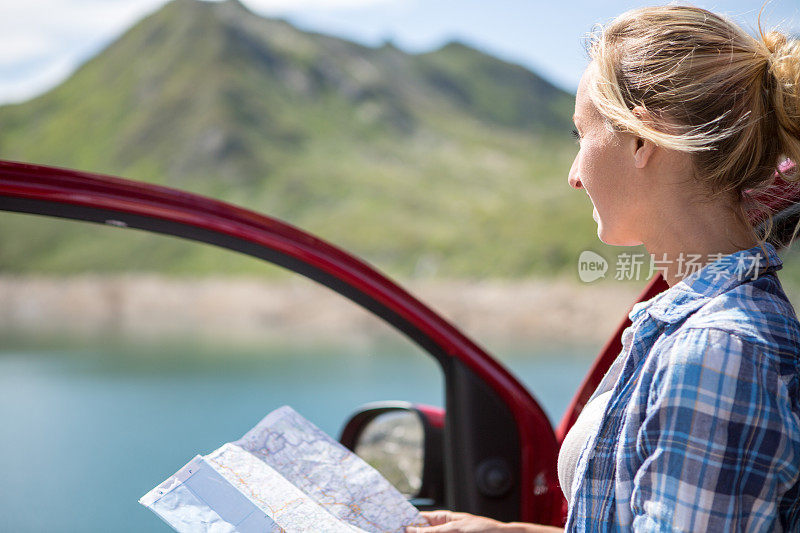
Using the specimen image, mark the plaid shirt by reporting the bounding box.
[566,242,800,532]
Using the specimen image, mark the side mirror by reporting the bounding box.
[340,402,445,507]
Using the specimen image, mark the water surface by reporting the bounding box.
[0,340,593,532]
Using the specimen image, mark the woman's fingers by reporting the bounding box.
[420,510,473,526]
[407,523,465,533]
[406,511,508,532]
[406,524,448,533]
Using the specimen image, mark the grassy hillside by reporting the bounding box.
[0,0,639,278]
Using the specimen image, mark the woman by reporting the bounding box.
[407,4,800,532]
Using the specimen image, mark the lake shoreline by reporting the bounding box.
[0,275,645,353]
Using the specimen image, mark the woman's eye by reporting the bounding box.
[571,128,581,143]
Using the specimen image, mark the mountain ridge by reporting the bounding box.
[0,0,603,279]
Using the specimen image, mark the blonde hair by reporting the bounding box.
[587,4,800,245]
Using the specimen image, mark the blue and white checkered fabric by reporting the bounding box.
[566,242,800,532]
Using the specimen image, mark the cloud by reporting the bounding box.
[0,55,77,105]
[0,0,169,103]
[0,35,53,68]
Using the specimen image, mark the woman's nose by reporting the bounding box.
[568,159,583,190]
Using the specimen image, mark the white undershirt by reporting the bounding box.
[557,354,625,504]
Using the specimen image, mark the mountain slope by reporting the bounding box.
[0,0,600,278]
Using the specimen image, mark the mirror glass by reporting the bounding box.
[355,410,424,497]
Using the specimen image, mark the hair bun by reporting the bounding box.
[762,31,800,140]
[761,30,798,86]
[763,31,788,55]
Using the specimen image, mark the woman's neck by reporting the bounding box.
[641,199,758,288]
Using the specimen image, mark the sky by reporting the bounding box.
[0,0,799,105]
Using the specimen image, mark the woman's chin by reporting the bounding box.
[596,225,642,247]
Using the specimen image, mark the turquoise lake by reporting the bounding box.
[0,340,594,532]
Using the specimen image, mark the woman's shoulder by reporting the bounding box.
[638,274,800,412]
[677,272,799,360]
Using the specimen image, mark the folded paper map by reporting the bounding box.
[140,406,428,532]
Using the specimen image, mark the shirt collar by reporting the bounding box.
[628,242,783,325]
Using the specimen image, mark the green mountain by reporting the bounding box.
[0,0,601,278]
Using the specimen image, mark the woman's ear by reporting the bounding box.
[633,136,656,169]
[631,106,656,169]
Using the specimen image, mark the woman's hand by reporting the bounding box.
[405,511,564,533]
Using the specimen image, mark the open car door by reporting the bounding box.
[0,160,561,524]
